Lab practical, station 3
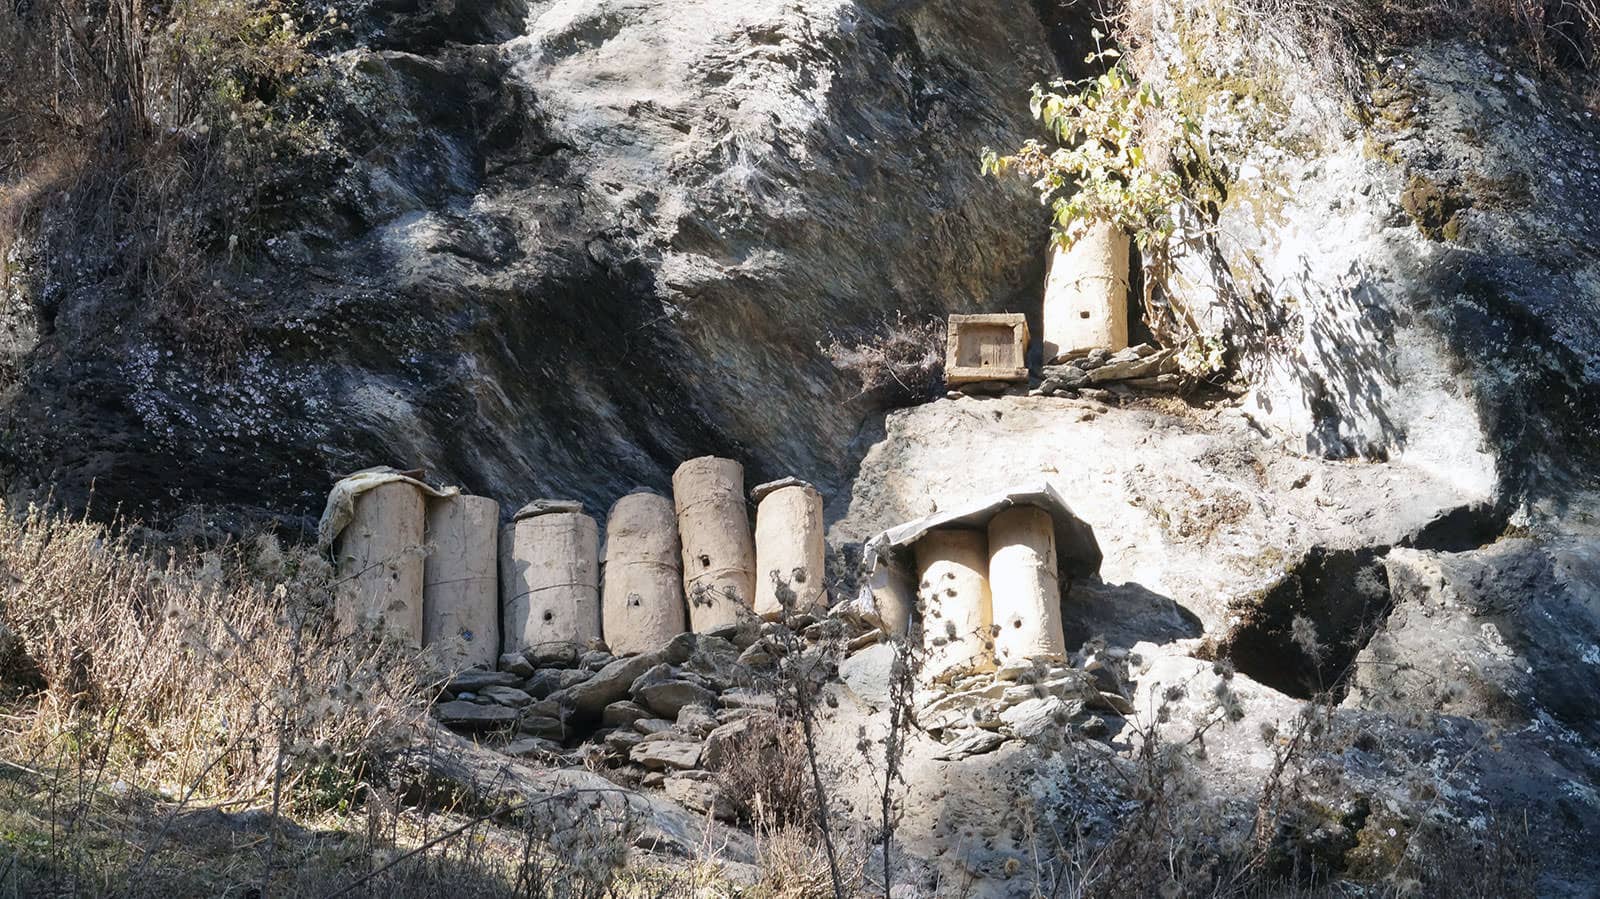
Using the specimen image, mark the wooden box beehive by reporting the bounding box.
[945,313,1029,385]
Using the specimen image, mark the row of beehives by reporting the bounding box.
[331,456,825,668]
[894,506,1070,683]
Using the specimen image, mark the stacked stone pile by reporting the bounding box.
[943,343,1181,400]
[428,615,859,820]
[837,638,1138,762]
[1033,343,1182,398]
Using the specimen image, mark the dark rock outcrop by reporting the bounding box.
[0,0,1061,527]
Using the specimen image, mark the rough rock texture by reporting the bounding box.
[0,0,1057,527]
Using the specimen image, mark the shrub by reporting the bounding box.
[819,312,946,406]
[981,40,1225,346]
[0,0,342,349]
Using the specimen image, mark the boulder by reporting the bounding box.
[664,774,737,822]
[602,700,652,728]
[839,642,898,709]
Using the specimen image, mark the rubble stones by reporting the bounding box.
[635,678,719,719]
[633,718,675,735]
[551,633,694,716]
[1000,696,1082,740]
[675,704,720,737]
[517,716,567,741]
[501,737,562,758]
[605,730,645,754]
[703,714,781,772]
[525,668,592,698]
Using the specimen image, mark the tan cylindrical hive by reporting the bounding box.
[914,529,995,682]
[753,482,826,619]
[499,507,600,656]
[1042,222,1131,362]
[335,481,426,647]
[987,506,1066,663]
[672,456,756,632]
[422,494,501,670]
[601,491,686,655]
[872,565,915,639]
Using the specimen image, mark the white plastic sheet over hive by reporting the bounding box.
[334,480,427,647]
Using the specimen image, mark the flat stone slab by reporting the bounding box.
[447,669,523,693]
[434,700,517,728]
[932,729,1006,760]
[630,740,703,771]
[750,476,818,503]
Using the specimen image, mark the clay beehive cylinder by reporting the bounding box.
[422,494,501,670]
[601,491,686,655]
[987,506,1066,664]
[335,481,426,647]
[499,508,600,656]
[914,529,995,682]
[672,456,756,632]
[754,482,826,619]
[1041,222,1131,362]
[872,565,915,639]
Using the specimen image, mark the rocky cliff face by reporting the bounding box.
[0,0,1061,527]
[6,1,1600,894]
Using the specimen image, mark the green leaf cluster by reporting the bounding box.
[982,43,1226,345]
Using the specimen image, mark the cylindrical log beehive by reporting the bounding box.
[335,481,426,647]
[872,564,915,639]
[601,491,686,655]
[1041,222,1131,362]
[987,506,1065,664]
[499,507,600,656]
[753,482,826,619]
[672,456,756,632]
[422,494,501,670]
[914,529,995,682]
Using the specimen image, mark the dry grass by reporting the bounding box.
[819,313,946,406]
[0,503,826,897]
